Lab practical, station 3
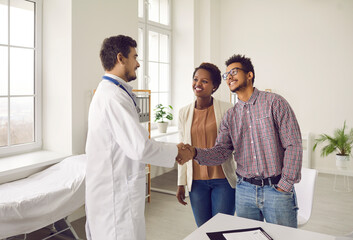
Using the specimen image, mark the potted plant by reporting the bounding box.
[313,121,353,169]
[154,104,173,133]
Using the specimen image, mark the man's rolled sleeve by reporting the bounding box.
[277,177,293,192]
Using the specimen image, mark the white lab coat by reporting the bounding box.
[85,74,177,240]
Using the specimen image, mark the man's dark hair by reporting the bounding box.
[192,62,222,93]
[225,54,255,84]
[100,35,137,71]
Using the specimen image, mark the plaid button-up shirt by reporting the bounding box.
[195,88,302,191]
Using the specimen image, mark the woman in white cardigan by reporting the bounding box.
[176,62,237,227]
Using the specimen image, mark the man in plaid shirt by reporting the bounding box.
[180,54,302,228]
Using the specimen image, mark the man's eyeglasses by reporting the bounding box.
[222,67,246,80]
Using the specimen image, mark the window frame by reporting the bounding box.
[138,0,172,127]
[0,0,42,157]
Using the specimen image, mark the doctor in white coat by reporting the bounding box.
[85,35,179,240]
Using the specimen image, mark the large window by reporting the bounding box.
[0,0,42,156]
[138,0,172,117]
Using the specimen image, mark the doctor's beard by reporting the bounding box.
[124,67,138,82]
[125,72,137,82]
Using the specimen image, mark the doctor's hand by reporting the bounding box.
[176,186,187,205]
[176,143,195,165]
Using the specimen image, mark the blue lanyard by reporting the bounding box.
[102,76,137,107]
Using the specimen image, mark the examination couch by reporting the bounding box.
[0,154,86,239]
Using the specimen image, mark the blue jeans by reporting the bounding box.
[236,177,298,228]
[189,179,235,227]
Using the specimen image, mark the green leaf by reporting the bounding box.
[153,103,174,123]
[313,121,353,158]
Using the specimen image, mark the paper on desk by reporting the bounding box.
[223,229,271,240]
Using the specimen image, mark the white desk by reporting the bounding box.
[151,125,178,142]
[150,126,178,195]
[184,213,343,240]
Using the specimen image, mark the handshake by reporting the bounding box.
[176,143,195,165]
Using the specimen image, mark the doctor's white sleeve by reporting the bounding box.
[105,94,177,168]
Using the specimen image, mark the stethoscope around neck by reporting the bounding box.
[102,75,141,113]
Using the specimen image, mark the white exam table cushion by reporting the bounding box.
[0,154,86,239]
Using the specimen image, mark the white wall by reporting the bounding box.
[172,0,230,126]
[42,0,72,155]
[71,0,138,154]
[42,0,353,170]
[172,0,353,170]
[43,0,138,155]
[218,0,353,168]
[172,0,195,124]
[194,0,230,103]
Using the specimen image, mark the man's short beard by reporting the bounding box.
[125,72,137,82]
[231,79,248,93]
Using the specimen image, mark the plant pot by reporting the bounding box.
[336,154,350,169]
[157,122,168,133]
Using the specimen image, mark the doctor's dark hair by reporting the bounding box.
[225,54,255,84]
[100,35,137,71]
[192,62,222,93]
